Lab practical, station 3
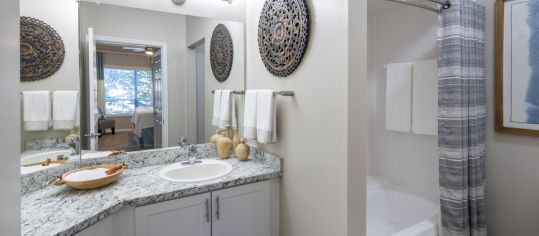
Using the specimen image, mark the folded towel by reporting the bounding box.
[385,62,413,132]
[256,90,277,144]
[212,90,222,126]
[243,90,258,139]
[412,60,438,136]
[219,90,232,129]
[23,91,51,131]
[52,91,79,130]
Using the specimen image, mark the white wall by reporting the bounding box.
[368,6,439,201]
[478,0,539,235]
[19,0,80,149]
[0,0,21,234]
[80,3,187,146]
[80,0,246,22]
[185,16,245,143]
[246,0,365,235]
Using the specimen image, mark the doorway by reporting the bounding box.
[84,31,169,151]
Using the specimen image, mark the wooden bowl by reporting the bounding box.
[50,164,126,190]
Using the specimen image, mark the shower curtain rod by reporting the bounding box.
[384,0,451,13]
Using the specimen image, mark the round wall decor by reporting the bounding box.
[20,16,65,82]
[210,24,234,82]
[258,0,309,77]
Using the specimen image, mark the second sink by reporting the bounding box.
[159,159,233,183]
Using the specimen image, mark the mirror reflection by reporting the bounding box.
[20,1,245,174]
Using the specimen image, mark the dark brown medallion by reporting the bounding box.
[20,16,65,82]
[258,0,309,77]
[210,24,234,82]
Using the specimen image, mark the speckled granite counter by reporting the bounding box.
[21,145,282,236]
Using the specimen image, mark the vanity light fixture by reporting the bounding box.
[171,0,186,5]
[145,47,157,56]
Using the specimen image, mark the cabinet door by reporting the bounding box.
[212,181,270,236]
[135,193,211,236]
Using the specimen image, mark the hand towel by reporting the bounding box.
[219,90,232,129]
[52,91,79,130]
[231,95,238,129]
[212,90,222,126]
[256,90,277,144]
[23,91,51,131]
[412,60,438,135]
[243,90,258,139]
[385,62,413,132]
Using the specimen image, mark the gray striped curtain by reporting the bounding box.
[437,0,486,235]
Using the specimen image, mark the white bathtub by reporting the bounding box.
[367,176,439,236]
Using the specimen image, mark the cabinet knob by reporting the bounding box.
[215,196,220,220]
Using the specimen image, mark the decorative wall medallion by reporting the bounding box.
[210,24,234,82]
[20,16,65,82]
[258,0,309,77]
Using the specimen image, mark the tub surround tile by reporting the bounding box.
[21,144,282,236]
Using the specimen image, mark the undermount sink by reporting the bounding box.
[159,159,233,183]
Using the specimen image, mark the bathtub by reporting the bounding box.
[367,176,439,236]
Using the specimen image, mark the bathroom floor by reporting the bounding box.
[98,131,145,152]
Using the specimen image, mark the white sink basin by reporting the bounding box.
[159,159,233,183]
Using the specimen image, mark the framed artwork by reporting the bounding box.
[495,0,539,136]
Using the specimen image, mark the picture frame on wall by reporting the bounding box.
[495,0,539,137]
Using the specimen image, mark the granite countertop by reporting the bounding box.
[21,147,282,236]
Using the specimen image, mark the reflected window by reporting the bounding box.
[104,68,152,115]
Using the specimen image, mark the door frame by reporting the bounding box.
[93,35,169,147]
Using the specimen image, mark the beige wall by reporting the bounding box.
[19,0,80,149]
[368,6,439,202]
[348,0,369,235]
[0,0,21,233]
[478,0,539,235]
[246,0,365,235]
[80,3,187,147]
[185,16,245,143]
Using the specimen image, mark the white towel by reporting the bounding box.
[52,91,79,130]
[385,62,413,132]
[412,60,438,136]
[231,95,238,128]
[243,90,258,139]
[23,91,51,131]
[219,90,232,129]
[256,90,277,144]
[212,90,222,126]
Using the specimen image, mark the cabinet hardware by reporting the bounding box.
[205,198,210,223]
[215,196,220,220]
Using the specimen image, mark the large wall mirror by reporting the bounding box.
[20,0,245,174]
[495,0,539,137]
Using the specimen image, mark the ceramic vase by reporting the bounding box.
[216,126,232,159]
[236,139,250,161]
[233,128,241,158]
[210,130,223,145]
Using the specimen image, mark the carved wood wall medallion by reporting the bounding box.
[20,16,65,82]
[210,24,234,82]
[258,0,309,77]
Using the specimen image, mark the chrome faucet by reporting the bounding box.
[58,137,80,156]
[178,137,200,165]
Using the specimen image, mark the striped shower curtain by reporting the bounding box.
[437,0,486,235]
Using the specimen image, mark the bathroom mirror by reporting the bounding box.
[495,0,539,137]
[78,2,245,152]
[20,0,246,174]
[19,0,81,172]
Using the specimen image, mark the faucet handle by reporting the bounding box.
[179,136,188,147]
[188,144,197,153]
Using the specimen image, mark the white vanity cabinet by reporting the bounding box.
[135,193,212,236]
[76,180,278,236]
